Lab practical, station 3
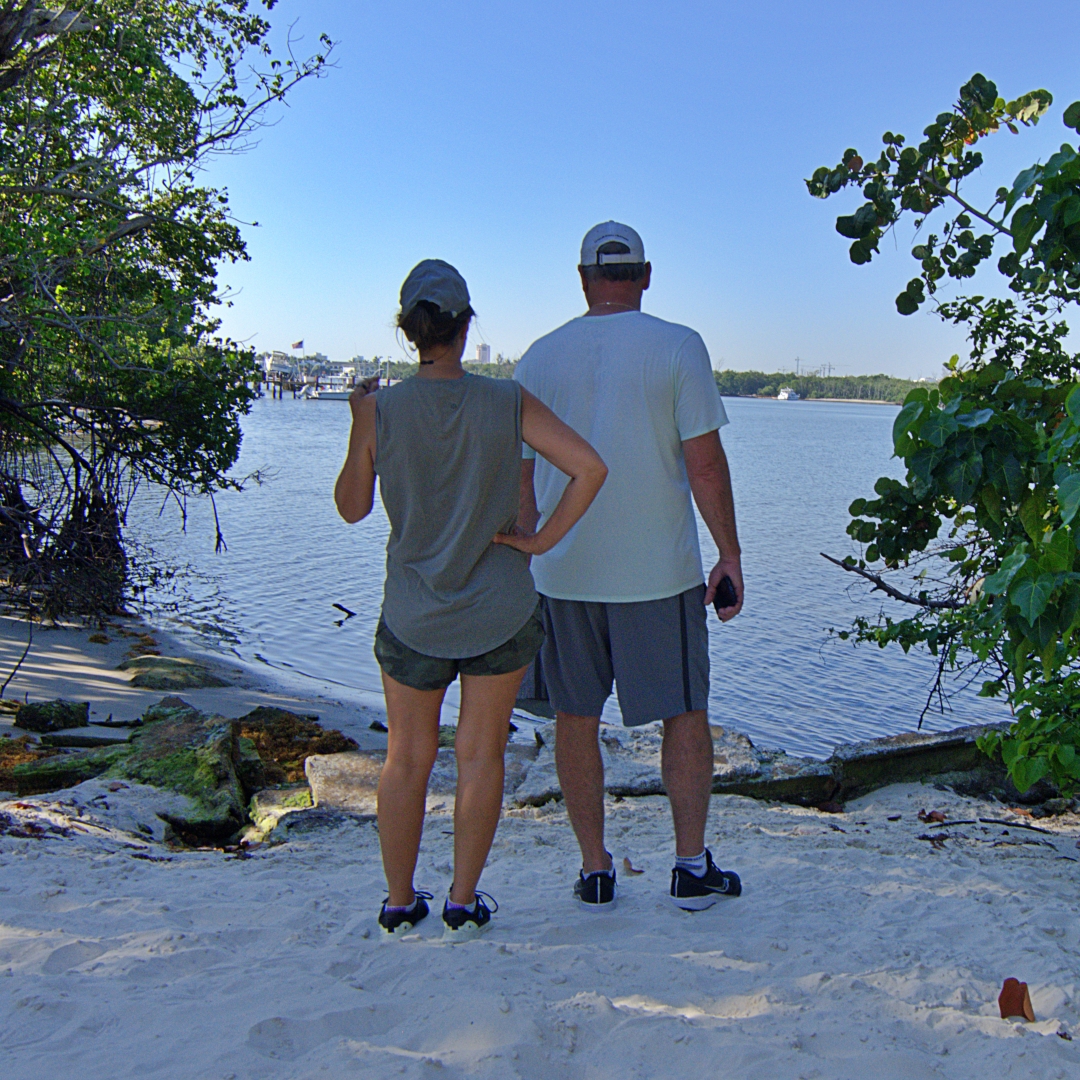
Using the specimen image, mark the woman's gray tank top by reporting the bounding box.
[374,374,537,659]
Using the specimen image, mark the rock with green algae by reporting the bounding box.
[12,696,250,841]
[109,699,247,841]
[14,699,89,733]
[242,785,314,842]
[234,736,266,794]
[117,655,230,690]
[7,743,120,795]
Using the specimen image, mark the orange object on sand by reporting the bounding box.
[998,978,1036,1022]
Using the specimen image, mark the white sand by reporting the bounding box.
[2,781,1079,1078]
[2,615,1080,1077]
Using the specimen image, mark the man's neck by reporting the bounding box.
[584,299,641,317]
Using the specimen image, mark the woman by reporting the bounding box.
[335,259,607,941]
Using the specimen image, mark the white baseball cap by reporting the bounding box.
[579,221,646,266]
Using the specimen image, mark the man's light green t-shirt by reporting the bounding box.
[515,310,729,603]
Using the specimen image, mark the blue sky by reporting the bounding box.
[205,1,1080,378]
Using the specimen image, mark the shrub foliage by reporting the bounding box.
[809,74,1080,794]
[0,2,331,618]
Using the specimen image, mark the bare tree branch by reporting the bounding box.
[821,552,967,609]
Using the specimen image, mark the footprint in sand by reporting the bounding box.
[247,1008,393,1061]
[41,941,106,974]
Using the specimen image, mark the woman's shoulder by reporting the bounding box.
[466,373,520,401]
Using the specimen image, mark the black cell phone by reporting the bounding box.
[713,575,738,615]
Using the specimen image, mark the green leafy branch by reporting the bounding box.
[810,75,1080,795]
[807,74,1080,314]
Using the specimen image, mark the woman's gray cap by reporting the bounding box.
[399,259,471,318]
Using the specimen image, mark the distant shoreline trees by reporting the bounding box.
[712,370,928,403]
[428,359,930,400]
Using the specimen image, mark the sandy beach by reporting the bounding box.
[0,614,390,752]
[2,617,1080,1078]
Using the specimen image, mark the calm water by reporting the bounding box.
[127,394,1006,758]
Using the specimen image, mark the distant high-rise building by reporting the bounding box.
[476,343,491,364]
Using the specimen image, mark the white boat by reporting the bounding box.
[777,387,801,400]
[309,377,352,400]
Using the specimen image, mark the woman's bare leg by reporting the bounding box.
[450,665,527,905]
[378,672,445,907]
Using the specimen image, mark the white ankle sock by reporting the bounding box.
[675,850,708,877]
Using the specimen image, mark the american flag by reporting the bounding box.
[291,340,303,350]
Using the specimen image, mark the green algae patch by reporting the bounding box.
[244,784,314,842]
[13,746,125,796]
[106,705,246,840]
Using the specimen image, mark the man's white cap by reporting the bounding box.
[579,221,645,266]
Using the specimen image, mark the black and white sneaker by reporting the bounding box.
[442,891,498,942]
[573,865,618,911]
[669,850,741,911]
[378,891,432,937]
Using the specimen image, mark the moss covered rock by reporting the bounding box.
[0,734,61,791]
[12,746,125,795]
[8,698,361,842]
[12,697,247,840]
[117,655,230,689]
[234,736,266,793]
[15,699,90,733]
[110,704,246,840]
[243,785,314,842]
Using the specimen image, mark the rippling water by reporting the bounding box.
[127,393,1006,757]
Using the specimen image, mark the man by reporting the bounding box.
[515,221,744,911]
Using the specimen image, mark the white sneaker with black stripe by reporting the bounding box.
[669,849,741,910]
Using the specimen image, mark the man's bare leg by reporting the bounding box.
[554,712,612,873]
[661,710,714,857]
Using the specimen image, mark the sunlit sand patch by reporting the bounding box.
[612,992,772,1020]
[344,1040,448,1066]
[671,950,768,972]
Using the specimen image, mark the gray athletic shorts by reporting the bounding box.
[517,584,710,727]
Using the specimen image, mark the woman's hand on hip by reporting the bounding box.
[492,526,548,556]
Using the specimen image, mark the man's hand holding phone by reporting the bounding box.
[706,556,743,622]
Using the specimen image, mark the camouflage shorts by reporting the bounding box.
[374,607,545,692]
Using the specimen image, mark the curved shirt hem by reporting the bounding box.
[379,596,539,661]
[534,576,706,605]
[678,419,729,441]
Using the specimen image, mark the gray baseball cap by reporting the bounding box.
[399,259,471,318]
